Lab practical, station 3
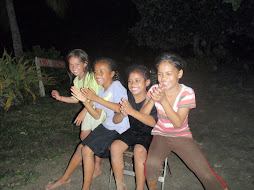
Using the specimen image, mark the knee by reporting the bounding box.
[134,145,147,161]
[110,141,124,156]
[145,154,161,170]
[81,145,94,157]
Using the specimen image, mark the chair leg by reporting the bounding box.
[109,168,113,190]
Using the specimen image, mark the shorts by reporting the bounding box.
[81,110,106,131]
[81,124,119,158]
[116,129,153,152]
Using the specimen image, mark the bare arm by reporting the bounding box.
[51,90,78,103]
[151,87,189,128]
[121,98,156,127]
[82,88,121,113]
[140,98,155,115]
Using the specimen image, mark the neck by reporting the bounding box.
[165,83,181,96]
[133,91,146,103]
[103,80,114,91]
[78,71,86,80]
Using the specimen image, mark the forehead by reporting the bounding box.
[94,61,109,70]
[129,71,144,78]
[69,56,81,63]
[158,61,175,71]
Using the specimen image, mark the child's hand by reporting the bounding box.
[71,86,87,102]
[74,109,87,126]
[151,86,166,102]
[51,90,61,100]
[82,88,96,101]
[120,98,134,115]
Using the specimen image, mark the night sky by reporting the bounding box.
[1,0,139,59]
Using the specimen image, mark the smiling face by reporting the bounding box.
[94,61,114,90]
[69,56,87,79]
[128,71,149,96]
[157,61,183,91]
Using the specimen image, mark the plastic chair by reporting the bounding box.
[109,146,170,190]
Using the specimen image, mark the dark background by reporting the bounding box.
[0,0,145,61]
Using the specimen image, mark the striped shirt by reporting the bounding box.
[146,84,196,138]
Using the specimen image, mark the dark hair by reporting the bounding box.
[127,64,157,89]
[155,52,185,71]
[93,58,120,81]
[67,49,90,72]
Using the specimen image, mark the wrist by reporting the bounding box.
[120,113,126,118]
[59,96,63,102]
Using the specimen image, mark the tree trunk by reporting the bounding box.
[6,0,23,59]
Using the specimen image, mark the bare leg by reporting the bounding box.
[79,130,91,166]
[80,130,91,141]
[45,144,83,190]
[82,145,95,190]
[133,145,147,190]
[111,140,128,190]
[93,156,102,178]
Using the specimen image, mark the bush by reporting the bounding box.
[0,49,56,110]
[24,45,63,60]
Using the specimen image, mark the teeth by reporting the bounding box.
[131,88,138,91]
[162,82,170,86]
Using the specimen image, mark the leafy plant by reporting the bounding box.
[0,49,56,110]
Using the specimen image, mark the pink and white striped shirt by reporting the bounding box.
[146,84,196,138]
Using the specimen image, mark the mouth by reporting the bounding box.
[130,87,139,92]
[72,70,80,75]
[160,81,170,87]
[96,78,103,83]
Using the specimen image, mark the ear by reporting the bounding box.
[145,79,151,87]
[178,69,183,79]
[110,71,115,78]
[84,61,88,67]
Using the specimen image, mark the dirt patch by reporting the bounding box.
[18,71,254,190]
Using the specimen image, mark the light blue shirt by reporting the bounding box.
[95,81,130,134]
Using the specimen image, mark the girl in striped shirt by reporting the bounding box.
[141,53,229,190]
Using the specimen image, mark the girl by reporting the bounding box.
[51,49,104,178]
[45,58,130,190]
[141,53,229,190]
[110,65,157,190]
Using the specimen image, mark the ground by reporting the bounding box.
[18,71,254,190]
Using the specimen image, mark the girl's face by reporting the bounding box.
[94,61,114,89]
[128,71,149,96]
[69,56,87,78]
[157,61,183,90]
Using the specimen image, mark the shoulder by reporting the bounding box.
[112,81,126,91]
[73,76,79,84]
[180,84,195,96]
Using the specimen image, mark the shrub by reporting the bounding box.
[24,45,63,60]
[0,49,56,110]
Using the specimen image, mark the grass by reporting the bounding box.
[0,93,82,189]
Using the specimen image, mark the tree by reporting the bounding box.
[3,0,70,58]
[130,0,236,56]
[223,0,243,11]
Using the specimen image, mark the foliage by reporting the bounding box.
[0,49,56,110]
[24,45,63,60]
[130,0,250,56]
[223,0,243,11]
[0,97,81,189]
